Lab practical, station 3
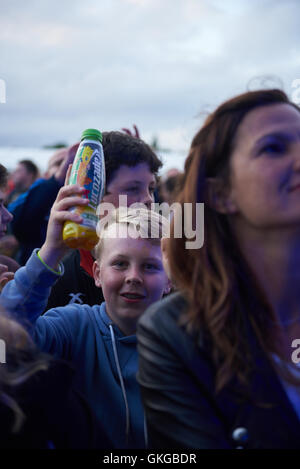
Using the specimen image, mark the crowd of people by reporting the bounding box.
[0,88,300,449]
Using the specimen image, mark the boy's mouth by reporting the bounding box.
[120,292,146,302]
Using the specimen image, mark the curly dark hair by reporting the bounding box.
[102,132,162,186]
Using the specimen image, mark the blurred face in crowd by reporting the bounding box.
[101,163,156,209]
[221,103,300,232]
[12,163,35,191]
[93,225,170,335]
[0,189,13,238]
[44,149,67,179]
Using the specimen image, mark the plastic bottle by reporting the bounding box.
[62,128,105,250]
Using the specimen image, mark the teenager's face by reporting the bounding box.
[224,103,300,231]
[93,226,170,335]
[0,189,13,238]
[101,163,156,208]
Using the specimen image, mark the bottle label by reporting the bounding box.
[69,140,105,230]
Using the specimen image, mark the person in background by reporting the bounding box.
[46,131,162,311]
[44,148,69,179]
[7,146,77,265]
[0,164,17,291]
[0,307,102,449]
[121,124,140,139]
[5,160,39,205]
[0,164,99,449]
[0,160,39,260]
[157,168,183,204]
[0,258,18,293]
[137,89,300,449]
[0,193,171,448]
[0,165,13,241]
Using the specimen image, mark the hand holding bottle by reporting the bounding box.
[62,129,105,250]
[39,174,89,270]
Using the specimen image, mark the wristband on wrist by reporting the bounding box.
[37,250,63,276]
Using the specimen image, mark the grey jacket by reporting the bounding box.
[137,292,300,449]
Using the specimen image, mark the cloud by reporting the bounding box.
[0,0,299,153]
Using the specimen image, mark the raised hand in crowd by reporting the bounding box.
[0,264,14,292]
[38,166,88,270]
[121,124,140,139]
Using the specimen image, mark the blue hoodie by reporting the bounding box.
[0,250,146,449]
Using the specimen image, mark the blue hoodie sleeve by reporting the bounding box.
[8,177,62,245]
[0,249,76,358]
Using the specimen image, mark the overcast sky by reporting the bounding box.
[0,0,299,154]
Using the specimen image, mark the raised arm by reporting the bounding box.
[0,176,89,355]
[8,145,79,249]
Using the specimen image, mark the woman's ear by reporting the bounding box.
[205,177,237,214]
[161,237,171,279]
[92,260,102,288]
[163,278,172,295]
[161,238,173,295]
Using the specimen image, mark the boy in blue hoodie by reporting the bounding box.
[0,182,171,449]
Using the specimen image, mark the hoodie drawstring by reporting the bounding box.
[143,412,148,448]
[109,324,130,443]
[109,323,148,448]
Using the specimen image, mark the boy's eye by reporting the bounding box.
[143,263,159,271]
[112,261,127,269]
[125,187,139,193]
[260,142,286,155]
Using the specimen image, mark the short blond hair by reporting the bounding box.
[95,207,169,260]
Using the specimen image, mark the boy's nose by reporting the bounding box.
[125,267,143,284]
[141,190,153,208]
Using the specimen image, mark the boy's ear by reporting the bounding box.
[92,260,102,288]
[205,177,237,214]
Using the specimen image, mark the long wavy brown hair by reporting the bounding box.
[167,89,300,393]
[0,310,49,433]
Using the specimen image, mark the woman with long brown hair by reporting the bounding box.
[137,89,300,449]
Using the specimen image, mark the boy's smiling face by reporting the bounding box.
[93,225,170,336]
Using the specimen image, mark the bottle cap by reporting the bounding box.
[81,128,102,143]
